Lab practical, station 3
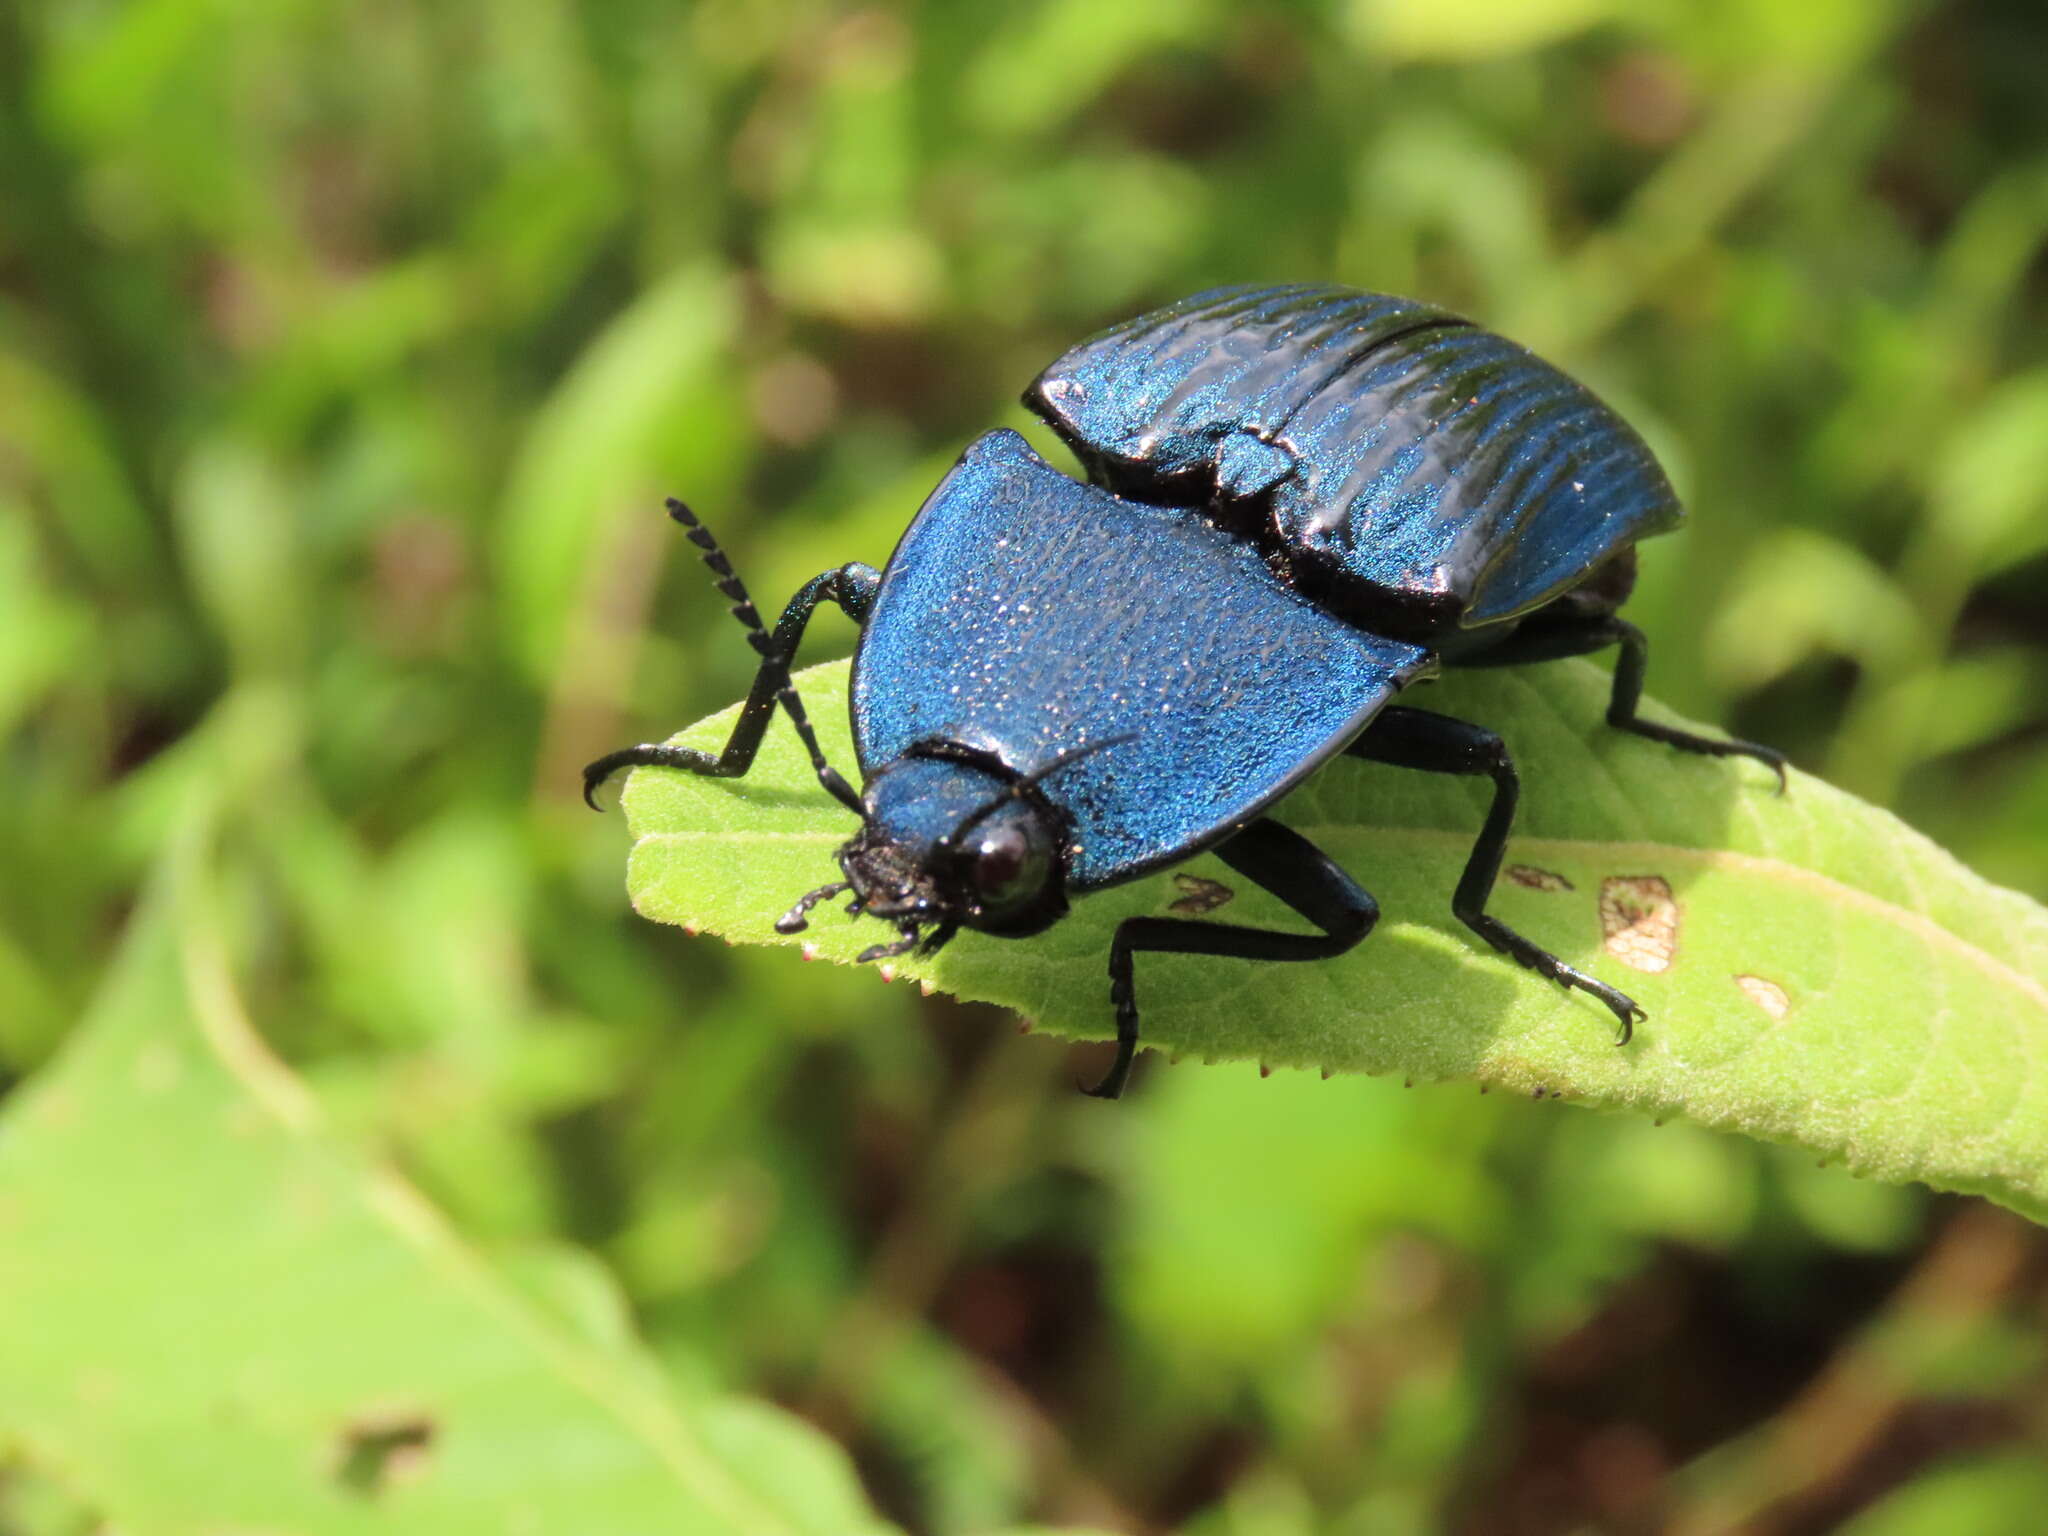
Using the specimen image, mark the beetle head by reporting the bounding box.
[775,737,1124,965]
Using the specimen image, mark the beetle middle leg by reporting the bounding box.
[1458,615,1786,789]
[1095,818,1378,1100]
[583,499,880,810]
[1349,706,1645,1040]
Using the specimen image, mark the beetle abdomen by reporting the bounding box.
[1026,283,1682,636]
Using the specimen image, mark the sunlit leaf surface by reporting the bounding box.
[626,660,2048,1223]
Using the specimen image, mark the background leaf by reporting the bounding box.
[0,837,900,1536]
[624,659,2048,1223]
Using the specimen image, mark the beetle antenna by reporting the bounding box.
[666,498,867,819]
[945,732,1137,848]
[775,880,850,936]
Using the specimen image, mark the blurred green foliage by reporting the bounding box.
[2,0,2045,1531]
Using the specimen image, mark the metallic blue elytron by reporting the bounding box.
[587,285,1784,1099]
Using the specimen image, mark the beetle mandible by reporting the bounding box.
[587,284,1785,1099]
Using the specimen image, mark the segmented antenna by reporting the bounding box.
[944,732,1138,848]
[665,498,866,818]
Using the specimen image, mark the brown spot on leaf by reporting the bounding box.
[1168,873,1236,915]
[1735,973,1791,1019]
[1506,865,1574,892]
[334,1408,435,1496]
[1599,876,1678,973]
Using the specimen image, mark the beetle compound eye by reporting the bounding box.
[972,825,1029,892]
[970,823,1046,909]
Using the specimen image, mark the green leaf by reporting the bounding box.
[1344,0,1619,62]
[1840,1452,2048,1536]
[622,660,2048,1224]
[495,262,741,685]
[0,837,900,1535]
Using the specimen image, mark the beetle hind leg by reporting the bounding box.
[1350,707,1644,1042]
[1095,819,1378,1099]
[1598,619,1787,791]
[1456,614,1786,791]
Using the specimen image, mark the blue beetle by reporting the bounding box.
[587,285,1783,1099]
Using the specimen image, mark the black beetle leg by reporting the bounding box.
[582,520,880,809]
[1599,619,1786,791]
[1455,614,1785,791]
[582,743,726,809]
[1349,707,1645,1041]
[1095,818,1379,1099]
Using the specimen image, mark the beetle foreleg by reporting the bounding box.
[708,561,880,784]
[1349,707,1646,1042]
[581,527,880,810]
[1093,819,1379,1100]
